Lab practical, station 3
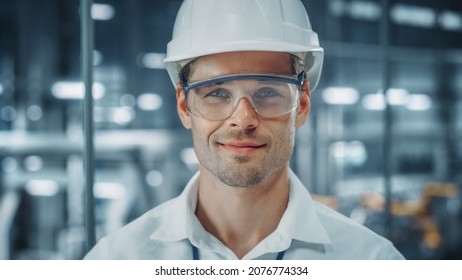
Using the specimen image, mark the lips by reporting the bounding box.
[219,141,266,155]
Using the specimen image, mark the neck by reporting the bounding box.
[195,166,290,259]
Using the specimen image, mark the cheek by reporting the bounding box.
[282,116,297,147]
[190,118,221,147]
[268,115,297,148]
[191,122,206,147]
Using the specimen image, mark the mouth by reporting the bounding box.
[219,141,266,155]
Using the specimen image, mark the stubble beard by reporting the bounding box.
[194,128,294,188]
[214,155,270,188]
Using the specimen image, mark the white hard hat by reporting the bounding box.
[164,0,324,91]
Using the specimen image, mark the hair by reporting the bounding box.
[179,53,305,84]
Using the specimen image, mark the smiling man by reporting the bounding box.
[84,0,404,260]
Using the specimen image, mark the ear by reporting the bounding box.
[176,82,192,129]
[295,80,311,128]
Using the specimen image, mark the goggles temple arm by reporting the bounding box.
[180,75,189,93]
[297,71,306,89]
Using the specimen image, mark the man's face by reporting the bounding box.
[176,51,310,187]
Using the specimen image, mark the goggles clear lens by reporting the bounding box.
[181,72,305,121]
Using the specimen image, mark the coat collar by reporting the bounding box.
[150,169,331,248]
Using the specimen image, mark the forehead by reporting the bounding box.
[189,51,293,81]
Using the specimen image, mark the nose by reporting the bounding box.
[227,97,259,129]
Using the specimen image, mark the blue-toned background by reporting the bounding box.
[0,0,461,259]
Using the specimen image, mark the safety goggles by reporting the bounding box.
[181,72,305,121]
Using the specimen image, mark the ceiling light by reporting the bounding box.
[27,105,43,121]
[328,0,347,17]
[406,94,432,111]
[138,53,166,69]
[349,1,381,21]
[362,94,385,110]
[391,4,436,28]
[146,170,164,188]
[24,155,44,172]
[94,182,126,199]
[439,11,462,31]
[91,3,115,21]
[137,93,163,111]
[180,148,199,166]
[26,180,60,197]
[386,88,410,106]
[51,81,105,100]
[322,87,359,105]
[109,107,135,125]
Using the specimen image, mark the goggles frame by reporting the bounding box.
[181,71,306,93]
[180,71,306,121]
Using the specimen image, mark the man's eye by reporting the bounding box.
[204,89,230,98]
[255,88,281,98]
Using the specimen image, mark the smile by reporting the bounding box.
[219,142,266,155]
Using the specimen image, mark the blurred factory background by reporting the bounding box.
[0,0,461,260]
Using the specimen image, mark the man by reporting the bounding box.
[85,0,404,259]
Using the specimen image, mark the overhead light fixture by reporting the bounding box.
[322,87,359,105]
[25,180,60,197]
[51,81,105,100]
[0,83,3,95]
[386,88,410,106]
[91,3,115,21]
[363,90,431,111]
[391,4,436,28]
[24,155,44,172]
[26,105,43,121]
[362,88,411,110]
[146,170,164,188]
[94,106,135,125]
[328,0,347,17]
[138,53,166,69]
[180,148,199,166]
[109,107,135,125]
[362,94,385,111]
[349,0,381,21]
[94,182,126,199]
[330,141,367,166]
[406,94,432,111]
[439,10,462,31]
[137,93,163,111]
